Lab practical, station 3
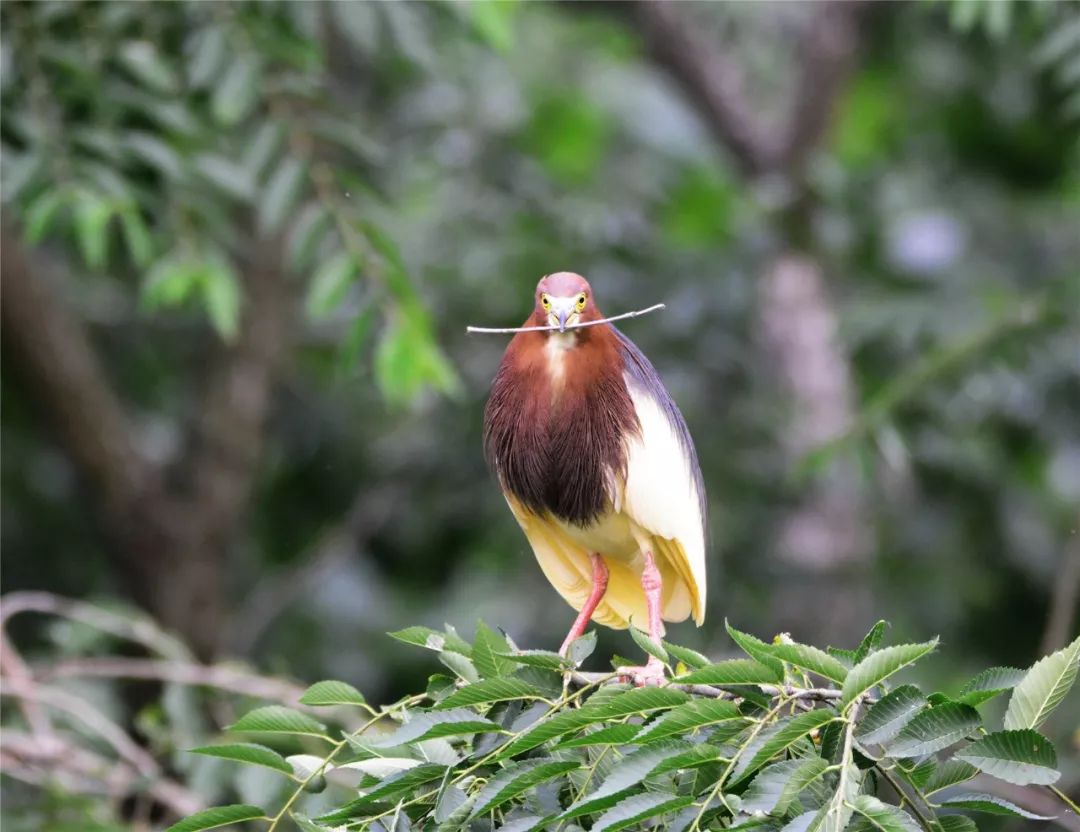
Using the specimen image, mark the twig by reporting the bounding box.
[466,303,665,335]
[570,671,858,702]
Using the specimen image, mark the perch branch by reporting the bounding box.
[466,303,665,335]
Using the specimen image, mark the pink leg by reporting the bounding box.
[559,554,609,657]
[618,550,667,687]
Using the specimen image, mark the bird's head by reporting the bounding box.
[533,272,597,333]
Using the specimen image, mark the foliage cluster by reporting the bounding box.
[172,623,1079,832]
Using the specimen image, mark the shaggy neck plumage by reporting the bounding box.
[483,325,640,526]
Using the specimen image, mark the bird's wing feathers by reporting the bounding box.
[616,330,708,625]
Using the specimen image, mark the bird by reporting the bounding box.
[483,272,706,685]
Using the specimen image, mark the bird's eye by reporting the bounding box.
[541,295,551,310]
[576,294,587,311]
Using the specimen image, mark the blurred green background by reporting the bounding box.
[1,1,1078,829]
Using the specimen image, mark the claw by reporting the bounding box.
[616,659,668,687]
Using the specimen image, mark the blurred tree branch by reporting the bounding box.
[0,228,293,659]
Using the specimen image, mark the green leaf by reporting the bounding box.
[389,625,472,656]
[854,621,889,662]
[473,622,517,678]
[188,25,227,89]
[940,793,1054,820]
[299,680,367,707]
[499,688,686,758]
[367,708,502,747]
[740,757,830,815]
[199,259,241,342]
[1004,635,1080,731]
[288,202,332,271]
[212,52,262,127]
[675,659,783,685]
[374,310,462,406]
[663,641,711,670]
[632,698,742,743]
[119,207,154,268]
[468,1,518,53]
[848,795,921,832]
[770,642,850,684]
[189,743,292,774]
[725,621,786,676]
[591,793,695,832]
[568,631,597,665]
[840,640,938,709]
[229,706,328,738]
[554,724,641,749]
[885,703,980,758]
[195,155,256,202]
[936,817,977,832]
[259,157,307,234]
[821,762,864,832]
[732,709,836,782]
[855,686,927,746]
[24,188,65,244]
[74,191,113,270]
[165,805,266,832]
[495,650,571,671]
[954,729,1060,785]
[630,626,668,663]
[118,41,178,93]
[567,741,692,816]
[469,759,580,817]
[306,251,359,319]
[924,760,978,795]
[319,763,449,821]
[439,650,480,683]
[123,131,184,179]
[436,677,545,710]
[957,667,1025,707]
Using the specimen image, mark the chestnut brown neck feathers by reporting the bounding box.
[483,322,640,527]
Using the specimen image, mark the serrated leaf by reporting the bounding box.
[732,709,836,782]
[905,758,936,790]
[300,680,367,707]
[1004,635,1080,731]
[675,659,783,685]
[741,757,830,815]
[591,792,695,832]
[856,686,927,746]
[473,622,518,678]
[555,724,643,749]
[496,650,571,671]
[885,703,980,758]
[470,759,580,817]
[726,621,786,675]
[954,729,1060,785]
[306,251,359,319]
[633,698,742,743]
[368,708,502,747]
[957,667,1025,707]
[259,157,307,234]
[630,626,668,662]
[165,805,266,832]
[291,813,333,832]
[566,741,692,817]
[821,762,864,832]
[940,793,1054,819]
[663,641,711,670]
[841,641,938,709]
[499,688,686,758]
[924,760,978,795]
[229,706,327,738]
[848,795,921,832]
[771,642,849,684]
[440,650,480,683]
[190,743,292,774]
[854,621,889,662]
[389,626,472,656]
[436,677,545,710]
[319,763,449,821]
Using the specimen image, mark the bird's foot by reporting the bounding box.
[616,658,667,688]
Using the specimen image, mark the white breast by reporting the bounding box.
[544,332,577,389]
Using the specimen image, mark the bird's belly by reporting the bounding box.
[552,508,642,564]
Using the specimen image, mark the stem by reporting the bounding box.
[1049,785,1080,815]
[877,765,936,832]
